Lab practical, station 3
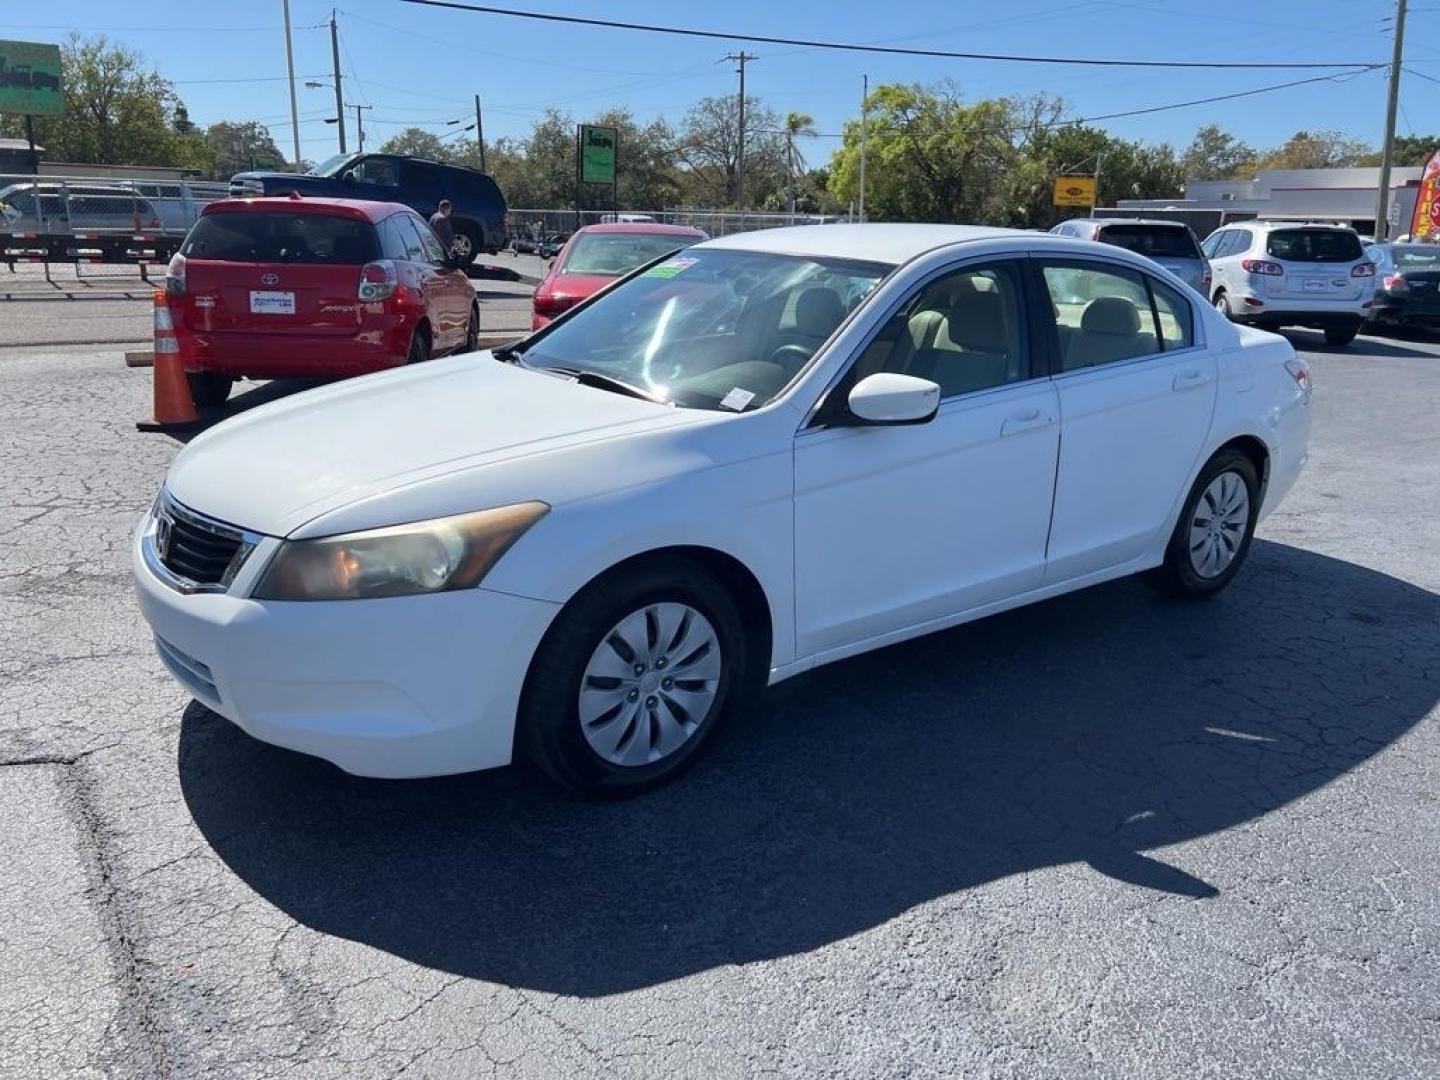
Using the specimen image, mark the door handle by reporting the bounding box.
[1001,409,1054,437]
[1172,369,1213,391]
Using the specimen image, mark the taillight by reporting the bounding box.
[164,252,186,296]
[533,292,578,317]
[1351,261,1376,278]
[1382,272,1407,291]
[358,260,397,301]
[1284,356,1312,393]
[1241,259,1284,276]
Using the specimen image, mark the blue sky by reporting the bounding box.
[6,1,1438,165]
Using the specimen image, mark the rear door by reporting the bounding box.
[177,210,375,337]
[395,214,460,348]
[1263,228,1367,302]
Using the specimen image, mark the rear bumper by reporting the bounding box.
[180,321,413,378]
[1230,292,1371,328]
[1368,297,1440,325]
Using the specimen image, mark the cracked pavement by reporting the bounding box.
[1,328,1437,1078]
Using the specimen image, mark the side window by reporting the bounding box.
[409,214,447,263]
[378,215,410,260]
[392,215,428,262]
[401,164,443,204]
[352,157,399,187]
[1201,231,1226,259]
[1223,230,1251,258]
[1149,278,1194,351]
[1040,262,1159,371]
[858,261,1030,398]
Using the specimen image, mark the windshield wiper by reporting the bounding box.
[491,341,526,363]
[532,364,671,405]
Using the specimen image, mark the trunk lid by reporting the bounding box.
[180,260,363,336]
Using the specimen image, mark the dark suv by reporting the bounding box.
[229,153,508,264]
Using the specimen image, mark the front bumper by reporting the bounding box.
[133,517,560,778]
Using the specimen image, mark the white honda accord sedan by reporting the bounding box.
[134,224,1312,794]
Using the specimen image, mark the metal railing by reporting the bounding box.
[507,207,851,245]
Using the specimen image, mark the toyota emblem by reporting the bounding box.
[260,272,280,286]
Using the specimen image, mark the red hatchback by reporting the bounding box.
[531,222,707,329]
[165,196,478,406]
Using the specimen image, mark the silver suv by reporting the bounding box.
[1202,221,1375,346]
[1050,218,1209,294]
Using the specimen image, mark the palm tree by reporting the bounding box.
[784,111,817,219]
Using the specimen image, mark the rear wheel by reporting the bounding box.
[185,372,233,408]
[452,224,480,266]
[464,303,479,352]
[1146,449,1260,599]
[519,557,748,796]
[406,326,430,364]
[1324,324,1359,347]
[1213,291,1231,320]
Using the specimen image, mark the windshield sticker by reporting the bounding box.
[719,388,755,412]
[644,255,698,278]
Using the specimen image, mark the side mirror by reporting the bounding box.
[847,373,941,426]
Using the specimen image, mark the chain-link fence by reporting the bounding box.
[506,208,851,250]
[0,173,228,263]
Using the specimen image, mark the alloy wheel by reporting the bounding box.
[1189,470,1250,578]
[578,602,723,767]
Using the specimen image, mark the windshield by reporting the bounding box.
[520,248,890,411]
[1391,245,1440,271]
[562,232,702,276]
[310,152,361,177]
[183,212,379,264]
[1099,224,1200,259]
[1266,229,1363,263]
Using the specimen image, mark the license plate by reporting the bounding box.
[249,290,295,314]
[1302,279,1327,292]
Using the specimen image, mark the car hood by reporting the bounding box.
[165,355,703,538]
[229,171,339,191]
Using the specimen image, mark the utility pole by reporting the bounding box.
[329,10,347,154]
[1375,0,1408,241]
[351,104,373,152]
[475,94,487,171]
[1091,152,1104,215]
[858,74,869,223]
[282,0,302,168]
[724,52,756,209]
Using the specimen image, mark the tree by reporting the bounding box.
[377,126,452,162]
[204,120,285,179]
[676,94,786,207]
[783,111,817,216]
[590,108,681,210]
[0,35,202,168]
[1181,124,1256,181]
[1354,134,1440,168]
[1251,129,1372,172]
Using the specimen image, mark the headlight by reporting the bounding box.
[252,502,549,601]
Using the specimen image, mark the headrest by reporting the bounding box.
[945,289,1007,353]
[1081,297,1142,336]
[795,288,845,336]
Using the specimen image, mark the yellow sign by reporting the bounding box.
[1053,175,1096,207]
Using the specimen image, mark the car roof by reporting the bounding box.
[701,223,1027,265]
[201,196,409,223]
[1251,220,1357,232]
[574,222,707,236]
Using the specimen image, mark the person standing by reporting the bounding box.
[429,199,457,261]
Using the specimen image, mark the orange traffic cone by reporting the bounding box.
[138,289,199,430]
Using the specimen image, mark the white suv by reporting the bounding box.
[1201,222,1375,346]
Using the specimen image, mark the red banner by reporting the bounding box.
[1410,149,1440,241]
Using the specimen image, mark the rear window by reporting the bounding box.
[1392,245,1440,271]
[182,211,379,264]
[1265,229,1363,263]
[1098,224,1200,259]
[561,232,698,276]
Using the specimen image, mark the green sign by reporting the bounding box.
[0,40,63,117]
[580,124,616,185]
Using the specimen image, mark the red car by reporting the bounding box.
[531,222,708,329]
[164,196,478,406]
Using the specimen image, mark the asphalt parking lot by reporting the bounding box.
[1,322,1438,1078]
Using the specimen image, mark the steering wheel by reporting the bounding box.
[766,343,814,371]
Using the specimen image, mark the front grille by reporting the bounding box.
[155,497,254,588]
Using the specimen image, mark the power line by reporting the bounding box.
[397,0,1380,69]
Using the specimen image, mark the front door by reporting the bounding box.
[1037,259,1218,582]
[793,258,1061,658]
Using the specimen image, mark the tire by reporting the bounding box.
[518,556,750,797]
[1212,290,1232,320]
[1146,449,1260,599]
[406,326,430,364]
[185,372,233,408]
[1324,324,1359,347]
[463,303,479,353]
[452,224,480,266]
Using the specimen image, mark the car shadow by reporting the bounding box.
[178,541,1439,996]
[1284,328,1438,357]
[165,377,331,445]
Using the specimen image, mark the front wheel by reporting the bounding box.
[1324,324,1359,347]
[1146,450,1260,599]
[518,558,748,796]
